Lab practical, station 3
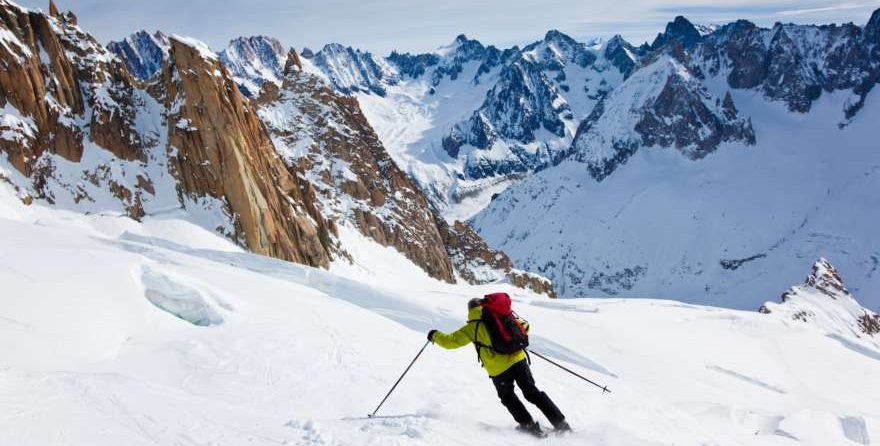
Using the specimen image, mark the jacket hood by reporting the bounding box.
[468,305,483,320]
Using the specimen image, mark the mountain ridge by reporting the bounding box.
[2,0,553,295]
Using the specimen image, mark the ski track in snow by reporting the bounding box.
[705,365,787,395]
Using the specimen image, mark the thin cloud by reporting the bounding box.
[14,0,880,55]
[777,1,880,16]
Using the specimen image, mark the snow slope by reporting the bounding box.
[2,167,879,446]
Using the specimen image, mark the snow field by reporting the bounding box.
[1,183,879,445]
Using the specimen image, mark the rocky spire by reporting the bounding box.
[760,259,880,340]
[797,258,849,300]
[283,48,302,76]
[48,0,59,17]
[652,16,701,50]
[163,36,333,267]
[866,8,880,44]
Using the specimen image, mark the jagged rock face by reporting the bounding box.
[867,9,880,54]
[693,17,880,114]
[696,20,766,89]
[604,35,639,77]
[0,0,151,175]
[0,1,83,173]
[444,59,568,162]
[635,69,755,160]
[762,26,822,113]
[386,51,440,78]
[438,31,629,181]
[256,63,454,282]
[310,43,398,96]
[163,38,332,267]
[761,259,880,342]
[107,30,169,81]
[0,3,554,296]
[569,51,755,180]
[431,35,509,85]
[3,1,334,269]
[652,16,702,50]
[218,36,286,97]
[523,30,596,70]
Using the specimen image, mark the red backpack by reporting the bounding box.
[472,293,529,358]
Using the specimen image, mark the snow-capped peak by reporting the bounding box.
[435,33,476,57]
[652,15,702,50]
[761,258,880,343]
[107,30,169,80]
[569,50,754,180]
[310,43,399,96]
[521,29,595,68]
[218,35,286,97]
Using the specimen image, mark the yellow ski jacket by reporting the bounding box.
[432,305,527,377]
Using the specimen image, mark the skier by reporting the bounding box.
[428,296,571,437]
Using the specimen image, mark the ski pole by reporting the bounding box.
[529,349,611,394]
[368,340,431,418]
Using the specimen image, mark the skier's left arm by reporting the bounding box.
[430,323,474,350]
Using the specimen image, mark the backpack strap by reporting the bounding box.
[469,318,491,365]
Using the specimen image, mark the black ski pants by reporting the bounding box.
[491,359,566,427]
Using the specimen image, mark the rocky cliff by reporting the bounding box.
[161,37,332,267]
[0,0,153,216]
[255,54,454,281]
[0,1,330,268]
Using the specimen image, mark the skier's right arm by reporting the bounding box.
[431,322,475,350]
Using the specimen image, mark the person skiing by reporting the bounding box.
[428,294,570,436]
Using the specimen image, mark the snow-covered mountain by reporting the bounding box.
[217,35,286,97]
[761,258,880,345]
[568,45,756,180]
[357,32,636,220]
[304,43,399,96]
[253,51,550,290]
[1,0,551,295]
[106,30,168,80]
[99,9,880,307]
[11,0,880,308]
[469,12,880,307]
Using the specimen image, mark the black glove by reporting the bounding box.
[427,329,438,342]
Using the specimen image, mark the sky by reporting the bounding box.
[18,0,880,54]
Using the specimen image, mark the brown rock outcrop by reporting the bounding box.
[0,1,83,172]
[163,38,331,267]
[0,0,148,174]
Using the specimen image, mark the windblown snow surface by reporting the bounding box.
[1,174,879,445]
